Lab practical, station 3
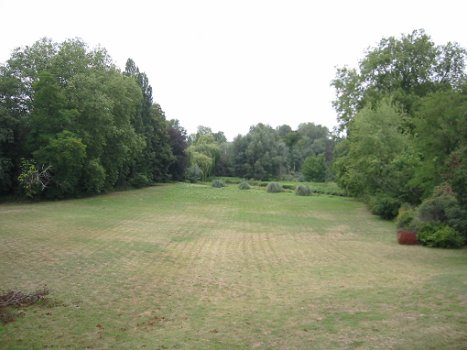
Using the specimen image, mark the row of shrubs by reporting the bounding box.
[215,177,346,196]
[396,184,466,248]
[211,180,313,196]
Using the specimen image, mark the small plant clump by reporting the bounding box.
[396,204,418,230]
[238,181,251,190]
[295,184,312,196]
[266,182,283,193]
[211,179,226,188]
[397,230,418,245]
[186,164,203,183]
[368,194,401,220]
[0,286,50,324]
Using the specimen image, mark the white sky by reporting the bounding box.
[1,0,466,140]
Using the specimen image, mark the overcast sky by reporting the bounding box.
[1,0,466,140]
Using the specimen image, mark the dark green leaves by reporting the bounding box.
[0,39,180,198]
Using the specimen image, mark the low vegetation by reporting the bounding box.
[238,181,251,190]
[395,184,467,248]
[266,182,283,193]
[295,184,312,196]
[0,28,466,350]
[417,224,465,248]
[211,179,226,188]
[1,184,466,349]
[1,286,50,324]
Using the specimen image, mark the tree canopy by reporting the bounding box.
[0,38,186,198]
[331,29,467,231]
[332,29,466,134]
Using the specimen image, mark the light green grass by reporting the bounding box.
[0,183,466,349]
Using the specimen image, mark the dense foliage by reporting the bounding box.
[0,39,187,198]
[1,38,335,195]
[184,122,334,182]
[332,30,467,246]
[417,224,465,249]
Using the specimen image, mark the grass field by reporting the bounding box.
[0,183,466,349]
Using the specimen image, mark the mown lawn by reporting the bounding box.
[0,183,466,349]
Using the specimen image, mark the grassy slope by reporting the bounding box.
[0,183,466,349]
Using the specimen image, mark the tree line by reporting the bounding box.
[0,38,334,199]
[185,122,334,183]
[331,29,467,247]
[0,38,187,198]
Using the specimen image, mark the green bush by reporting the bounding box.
[295,184,312,196]
[368,194,401,220]
[186,164,203,183]
[211,179,226,188]
[82,159,106,194]
[266,182,283,193]
[417,185,467,236]
[238,181,251,190]
[417,224,465,248]
[130,173,150,188]
[302,154,326,182]
[396,204,418,230]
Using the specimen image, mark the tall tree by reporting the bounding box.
[332,29,467,134]
[295,123,331,162]
[0,39,179,198]
[232,123,288,180]
[124,58,174,183]
[167,119,188,181]
[411,86,467,201]
[0,64,24,193]
[331,30,467,219]
[187,133,220,180]
[333,99,418,202]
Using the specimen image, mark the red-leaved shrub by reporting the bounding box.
[397,230,418,245]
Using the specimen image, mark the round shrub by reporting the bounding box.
[417,224,465,248]
[238,181,251,190]
[396,204,417,230]
[186,164,203,183]
[295,184,312,196]
[211,179,226,188]
[397,230,418,245]
[368,194,401,220]
[266,182,283,193]
[417,187,467,236]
